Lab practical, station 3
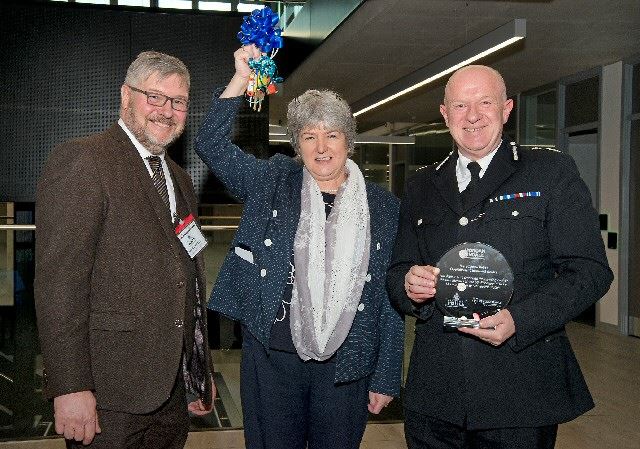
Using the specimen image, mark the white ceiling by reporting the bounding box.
[269,0,640,132]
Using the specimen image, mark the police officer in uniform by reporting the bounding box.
[386,65,613,449]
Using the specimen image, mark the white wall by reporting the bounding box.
[597,61,623,328]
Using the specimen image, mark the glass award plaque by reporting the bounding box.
[435,242,513,329]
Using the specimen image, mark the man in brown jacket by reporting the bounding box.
[34,51,215,448]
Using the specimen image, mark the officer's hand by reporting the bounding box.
[458,310,516,346]
[404,265,440,303]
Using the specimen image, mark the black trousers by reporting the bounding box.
[405,409,558,449]
[67,376,189,449]
[241,330,369,449]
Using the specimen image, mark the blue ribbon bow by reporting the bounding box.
[237,7,284,54]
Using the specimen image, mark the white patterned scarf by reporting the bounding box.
[290,159,371,361]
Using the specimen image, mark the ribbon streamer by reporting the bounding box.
[237,6,284,111]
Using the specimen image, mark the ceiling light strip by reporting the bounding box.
[351,19,526,117]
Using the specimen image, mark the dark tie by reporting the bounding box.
[147,156,170,211]
[461,161,481,208]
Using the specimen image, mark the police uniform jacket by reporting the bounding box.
[386,139,613,429]
[195,92,404,396]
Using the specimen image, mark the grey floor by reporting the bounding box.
[3,322,638,449]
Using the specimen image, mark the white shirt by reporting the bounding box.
[455,140,502,193]
[118,118,177,219]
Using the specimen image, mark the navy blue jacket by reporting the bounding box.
[195,92,404,396]
[387,140,613,428]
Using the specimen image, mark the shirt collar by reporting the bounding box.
[118,118,165,162]
[457,139,502,178]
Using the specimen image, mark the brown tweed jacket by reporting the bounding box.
[34,123,212,414]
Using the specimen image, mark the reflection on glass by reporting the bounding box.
[633,63,640,115]
[1,205,49,440]
[353,144,390,191]
[521,89,556,147]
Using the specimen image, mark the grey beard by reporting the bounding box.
[123,111,180,155]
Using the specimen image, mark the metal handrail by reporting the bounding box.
[0,224,239,231]
[0,224,35,230]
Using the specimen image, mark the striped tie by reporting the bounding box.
[147,156,170,211]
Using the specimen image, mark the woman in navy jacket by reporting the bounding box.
[195,45,404,449]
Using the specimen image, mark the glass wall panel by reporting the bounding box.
[0,218,249,440]
[0,197,405,441]
[1,209,46,440]
[633,63,640,115]
[119,0,151,6]
[353,144,390,191]
[565,77,599,127]
[504,95,518,141]
[628,119,640,325]
[410,132,453,173]
[521,89,556,147]
[201,226,243,429]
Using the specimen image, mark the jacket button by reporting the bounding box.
[260,268,267,277]
[174,319,183,328]
[376,242,381,250]
[459,216,469,226]
[272,210,278,218]
[264,238,272,247]
[365,273,372,282]
[177,281,185,288]
[357,303,365,312]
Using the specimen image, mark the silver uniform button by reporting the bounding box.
[264,238,272,247]
[357,303,365,312]
[260,268,267,277]
[512,210,519,217]
[459,216,469,226]
[417,219,423,226]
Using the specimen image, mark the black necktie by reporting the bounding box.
[461,161,481,208]
[147,156,170,211]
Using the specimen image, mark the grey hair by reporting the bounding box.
[287,89,357,157]
[124,51,190,89]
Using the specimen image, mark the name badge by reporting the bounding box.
[175,214,207,259]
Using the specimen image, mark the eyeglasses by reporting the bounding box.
[127,85,189,112]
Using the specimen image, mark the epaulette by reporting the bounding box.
[435,150,455,171]
[529,145,560,153]
[510,141,519,161]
